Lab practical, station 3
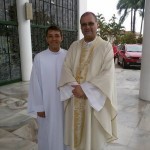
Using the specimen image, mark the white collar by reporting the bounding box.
[48,48,62,54]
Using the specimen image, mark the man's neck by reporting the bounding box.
[48,46,60,52]
[84,36,96,43]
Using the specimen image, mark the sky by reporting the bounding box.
[87,0,142,33]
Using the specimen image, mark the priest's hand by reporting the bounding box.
[37,111,46,118]
[72,85,86,98]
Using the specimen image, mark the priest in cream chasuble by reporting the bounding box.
[59,12,117,150]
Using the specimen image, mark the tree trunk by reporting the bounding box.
[140,8,144,36]
[132,9,137,33]
[131,9,133,31]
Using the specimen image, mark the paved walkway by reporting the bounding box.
[0,67,150,150]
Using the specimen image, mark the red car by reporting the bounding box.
[117,44,142,68]
[113,45,118,60]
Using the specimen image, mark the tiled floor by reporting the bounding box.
[0,66,150,150]
[0,82,38,150]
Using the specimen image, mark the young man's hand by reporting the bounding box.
[37,111,46,118]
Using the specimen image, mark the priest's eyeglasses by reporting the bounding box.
[81,22,95,27]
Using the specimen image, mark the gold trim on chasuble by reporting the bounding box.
[74,38,98,148]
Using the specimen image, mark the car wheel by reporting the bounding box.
[122,59,128,69]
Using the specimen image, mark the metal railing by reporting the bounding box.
[0,0,78,85]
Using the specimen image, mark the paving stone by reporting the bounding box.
[1,67,150,150]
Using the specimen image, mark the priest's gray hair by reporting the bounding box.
[80,12,97,23]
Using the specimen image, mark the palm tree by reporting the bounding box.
[138,0,145,36]
[117,0,143,33]
[117,0,132,30]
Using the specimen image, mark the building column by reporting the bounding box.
[139,0,150,101]
[16,0,32,81]
[78,0,87,39]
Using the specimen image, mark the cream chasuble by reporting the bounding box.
[59,37,117,150]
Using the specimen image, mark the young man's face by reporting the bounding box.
[80,14,98,42]
[46,30,63,52]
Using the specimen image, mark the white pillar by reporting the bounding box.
[139,0,150,101]
[16,0,32,81]
[78,0,87,39]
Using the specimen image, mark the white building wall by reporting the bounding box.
[139,0,150,101]
[16,0,32,81]
[78,0,88,39]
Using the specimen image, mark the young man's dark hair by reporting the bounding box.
[46,25,63,37]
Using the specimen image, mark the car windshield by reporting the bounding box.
[126,45,142,52]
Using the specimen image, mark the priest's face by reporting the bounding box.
[46,30,63,52]
[80,13,98,42]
